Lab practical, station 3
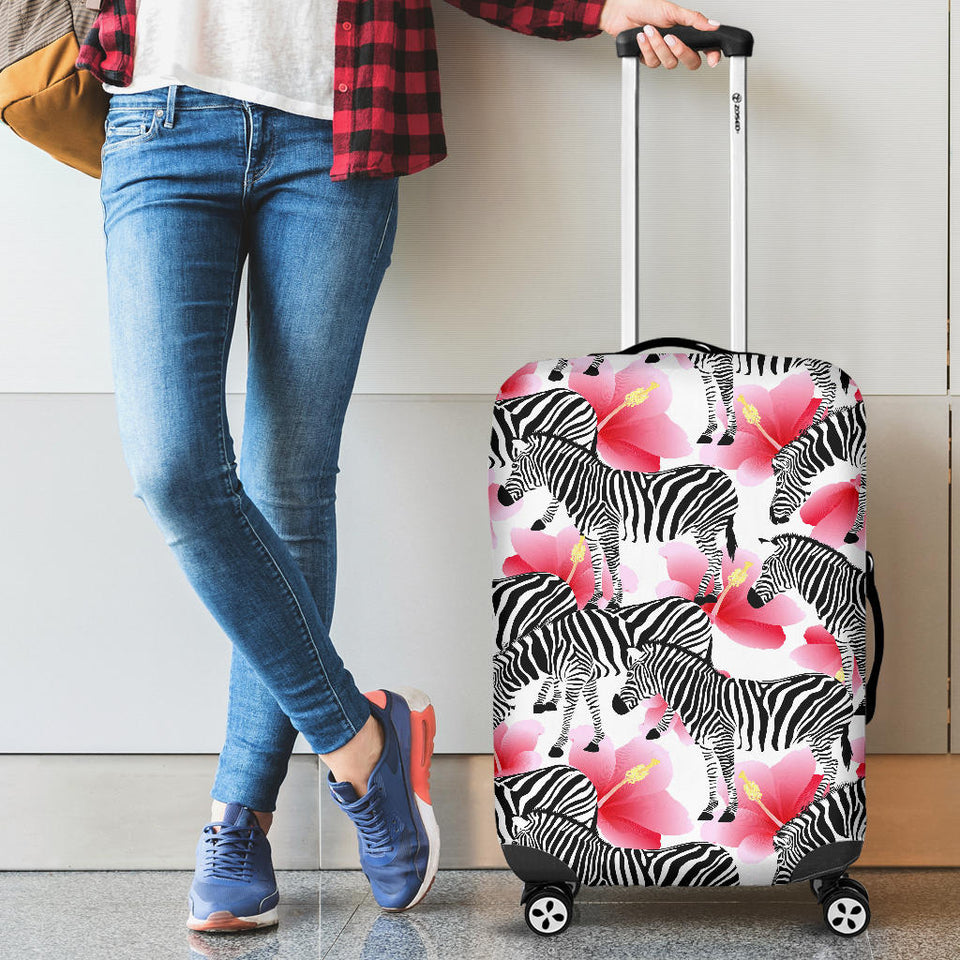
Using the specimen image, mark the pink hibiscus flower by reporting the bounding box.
[701,751,825,862]
[790,625,864,693]
[571,359,690,471]
[700,374,821,485]
[798,480,865,549]
[493,719,546,776]
[502,525,638,610]
[496,361,545,401]
[658,542,804,649]
[567,725,692,849]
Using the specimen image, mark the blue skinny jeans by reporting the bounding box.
[99,83,399,813]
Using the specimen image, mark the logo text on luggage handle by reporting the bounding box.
[732,92,742,133]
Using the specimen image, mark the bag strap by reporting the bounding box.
[617,337,735,356]
[864,550,884,724]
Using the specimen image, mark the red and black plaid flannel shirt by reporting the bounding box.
[76,0,606,181]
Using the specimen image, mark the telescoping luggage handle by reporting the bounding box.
[617,24,754,353]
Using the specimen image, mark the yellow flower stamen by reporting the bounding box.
[739,771,784,828]
[711,561,754,620]
[567,536,586,582]
[597,383,660,431]
[738,394,780,451]
[597,760,661,808]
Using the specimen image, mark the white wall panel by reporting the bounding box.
[0,755,320,869]
[865,396,949,753]
[0,394,246,753]
[0,393,493,753]
[951,0,960,397]
[628,1,946,394]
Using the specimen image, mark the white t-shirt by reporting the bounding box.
[102,0,337,120]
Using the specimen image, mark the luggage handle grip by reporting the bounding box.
[864,551,884,725]
[615,24,754,59]
[618,336,734,355]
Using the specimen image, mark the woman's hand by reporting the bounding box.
[598,0,723,69]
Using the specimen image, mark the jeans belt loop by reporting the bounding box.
[164,84,178,128]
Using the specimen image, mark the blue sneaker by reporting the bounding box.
[187,802,280,932]
[327,686,440,911]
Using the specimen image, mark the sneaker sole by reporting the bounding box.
[186,905,279,932]
[379,685,441,912]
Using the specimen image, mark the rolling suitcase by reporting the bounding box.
[488,22,885,938]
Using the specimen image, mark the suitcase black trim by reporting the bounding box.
[501,842,579,885]
[786,841,864,884]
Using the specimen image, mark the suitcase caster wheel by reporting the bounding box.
[524,884,573,936]
[836,876,869,901]
[812,874,869,906]
[821,883,870,937]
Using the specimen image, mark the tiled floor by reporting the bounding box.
[0,869,956,959]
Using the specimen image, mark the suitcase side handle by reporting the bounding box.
[615,24,754,59]
[617,336,734,355]
[864,550,884,725]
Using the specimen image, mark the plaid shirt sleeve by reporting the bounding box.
[74,0,136,86]
[442,0,606,41]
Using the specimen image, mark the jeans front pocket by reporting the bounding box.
[103,107,164,153]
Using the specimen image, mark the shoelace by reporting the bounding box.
[349,786,394,857]
[201,823,256,881]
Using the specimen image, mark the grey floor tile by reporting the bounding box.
[0,868,957,960]
[320,871,370,956]
[324,869,875,960]
[853,869,960,960]
[0,870,352,960]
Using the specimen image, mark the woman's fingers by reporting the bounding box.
[665,32,705,69]
[639,24,679,68]
[636,28,662,68]
[637,24,723,70]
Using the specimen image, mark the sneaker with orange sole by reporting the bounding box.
[327,686,440,911]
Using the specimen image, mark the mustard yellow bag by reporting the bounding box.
[0,1,108,178]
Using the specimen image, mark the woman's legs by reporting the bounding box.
[211,110,400,810]
[100,85,396,814]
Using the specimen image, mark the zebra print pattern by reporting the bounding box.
[494,765,598,840]
[493,596,715,757]
[771,401,867,545]
[490,388,599,533]
[511,809,740,887]
[498,432,738,608]
[612,643,854,822]
[491,572,579,651]
[618,596,714,740]
[489,388,597,469]
[490,348,871,888]
[773,780,866,884]
[748,533,866,709]
[547,355,606,381]
[644,352,852,445]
